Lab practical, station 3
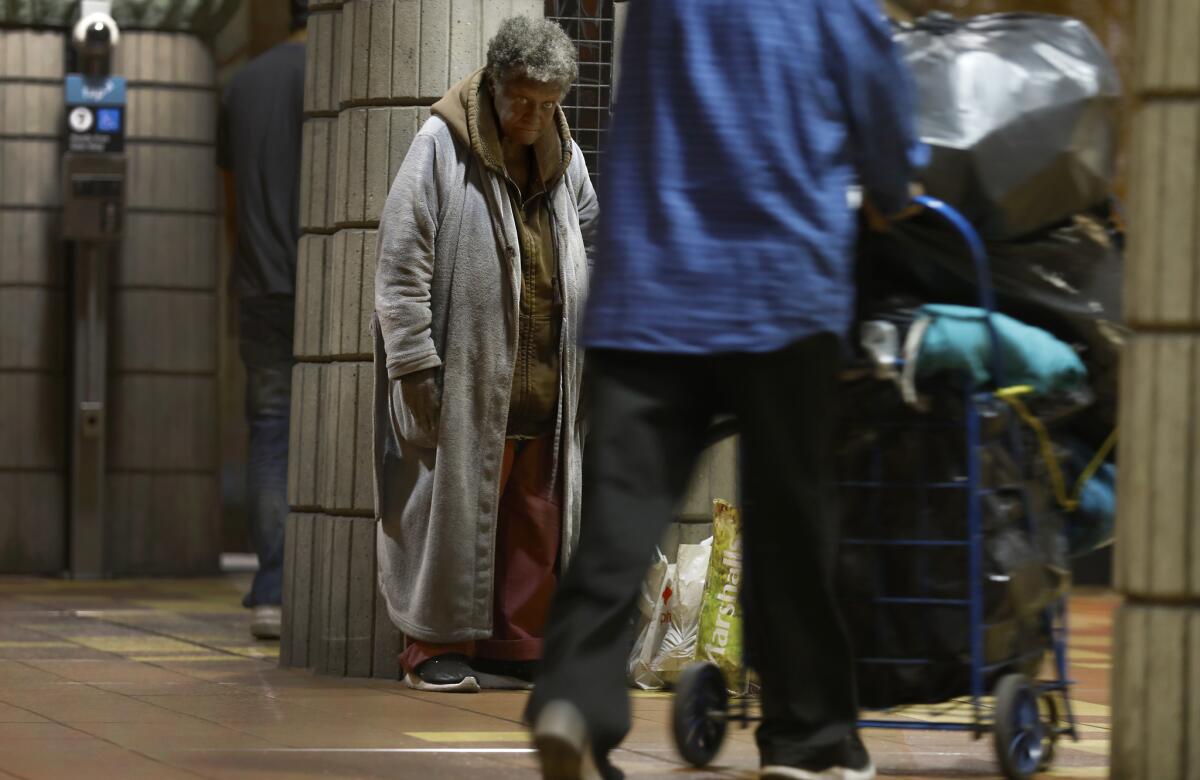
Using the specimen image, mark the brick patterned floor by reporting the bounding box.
[0,577,1115,779]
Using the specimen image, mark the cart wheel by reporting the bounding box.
[672,662,729,768]
[993,674,1052,780]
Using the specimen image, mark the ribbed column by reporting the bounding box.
[1110,0,1200,775]
[105,33,221,575]
[287,0,558,679]
[0,29,67,573]
[663,435,740,561]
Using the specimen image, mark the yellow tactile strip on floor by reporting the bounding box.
[407,732,531,743]
[66,636,203,655]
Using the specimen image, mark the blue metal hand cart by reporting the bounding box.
[670,197,1079,780]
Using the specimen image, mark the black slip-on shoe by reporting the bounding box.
[402,653,481,693]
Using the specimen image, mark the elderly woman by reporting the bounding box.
[372,17,597,693]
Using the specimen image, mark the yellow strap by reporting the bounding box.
[994,387,1117,513]
[1074,429,1117,499]
[995,385,1036,399]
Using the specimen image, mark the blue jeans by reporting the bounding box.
[239,296,294,608]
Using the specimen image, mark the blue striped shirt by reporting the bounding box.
[583,0,928,353]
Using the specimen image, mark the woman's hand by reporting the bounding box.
[392,368,441,446]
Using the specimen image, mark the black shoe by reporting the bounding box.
[532,700,624,780]
[403,653,481,693]
[474,657,539,683]
[760,732,874,780]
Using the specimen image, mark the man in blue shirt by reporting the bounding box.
[528,1,926,778]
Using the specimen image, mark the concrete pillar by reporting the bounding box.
[1109,0,1200,776]
[0,29,68,573]
[107,33,221,575]
[282,0,541,679]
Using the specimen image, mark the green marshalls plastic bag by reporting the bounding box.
[694,499,748,694]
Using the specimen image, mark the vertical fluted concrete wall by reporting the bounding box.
[106,33,221,575]
[0,30,68,573]
[1110,0,1200,775]
[283,0,542,678]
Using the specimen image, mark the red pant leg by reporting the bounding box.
[476,437,561,661]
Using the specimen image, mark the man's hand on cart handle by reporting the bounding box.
[864,183,926,232]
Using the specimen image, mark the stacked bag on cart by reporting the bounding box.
[835,381,1070,708]
[855,10,1124,560]
[838,11,1123,708]
[893,12,1122,243]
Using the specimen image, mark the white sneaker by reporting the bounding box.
[761,762,876,780]
[251,605,282,639]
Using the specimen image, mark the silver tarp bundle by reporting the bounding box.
[896,12,1121,240]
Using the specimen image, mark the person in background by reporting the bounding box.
[372,17,598,693]
[217,0,307,640]
[527,1,927,778]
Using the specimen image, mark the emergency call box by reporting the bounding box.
[63,71,127,242]
[63,154,126,241]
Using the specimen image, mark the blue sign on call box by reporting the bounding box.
[65,74,126,154]
[65,74,127,106]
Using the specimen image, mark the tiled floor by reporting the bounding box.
[0,576,1114,779]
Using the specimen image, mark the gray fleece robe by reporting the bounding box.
[372,70,599,643]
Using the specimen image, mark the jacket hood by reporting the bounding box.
[432,68,573,187]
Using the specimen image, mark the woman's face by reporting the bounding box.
[493,76,562,147]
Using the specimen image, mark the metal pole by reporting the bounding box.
[69,241,108,578]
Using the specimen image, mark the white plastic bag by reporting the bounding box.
[628,549,672,689]
[649,539,712,682]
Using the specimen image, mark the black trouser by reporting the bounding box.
[528,335,859,766]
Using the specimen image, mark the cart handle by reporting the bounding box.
[911,196,1006,389]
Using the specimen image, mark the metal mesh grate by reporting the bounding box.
[545,0,614,181]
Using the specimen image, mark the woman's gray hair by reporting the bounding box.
[486,16,578,94]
